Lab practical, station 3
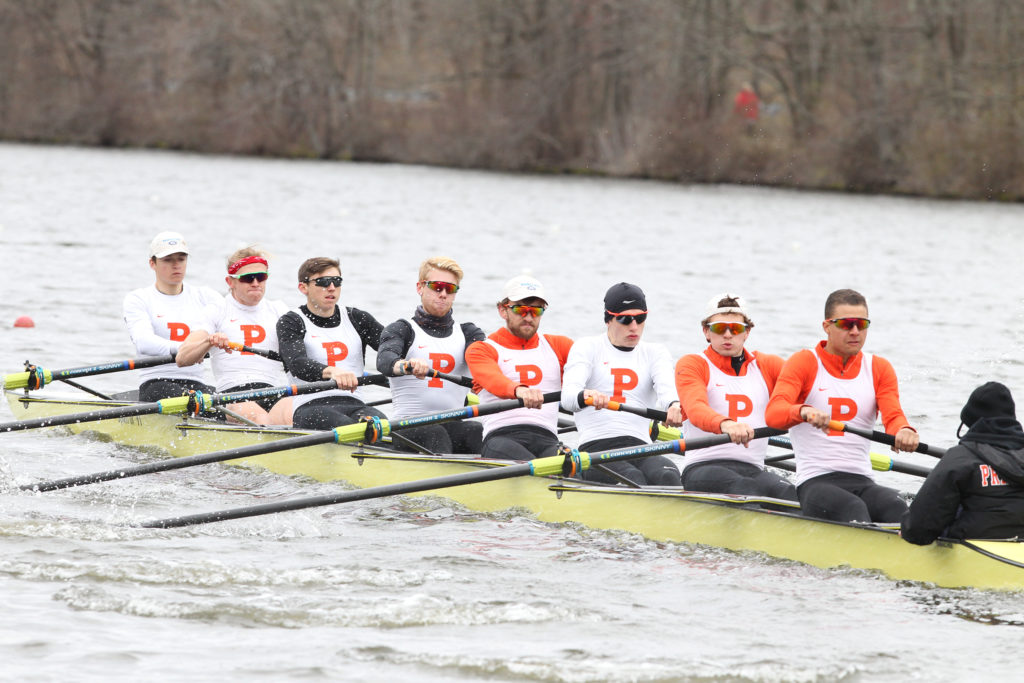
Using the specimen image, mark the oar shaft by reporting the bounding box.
[141,462,534,528]
[23,431,339,492]
[140,426,782,529]
[4,354,177,390]
[828,421,946,458]
[580,392,667,421]
[226,342,282,361]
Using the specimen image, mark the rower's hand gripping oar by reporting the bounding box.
[23,391,562,493]
[138,426,786,529]
[827,420,946,458]
[0,376,384,434]
[4,354,179,391]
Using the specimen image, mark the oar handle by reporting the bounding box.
[579,392,668,421]
[397,362,475,389]
[828,421,946,458]
[225,342,282,362]
[4,354,177,390]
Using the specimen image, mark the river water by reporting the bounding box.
[1,143,1024,681]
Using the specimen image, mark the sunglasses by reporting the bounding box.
[707,321,748,335]
[507,304,546,317]
[305,276,343,288]
[422,280,459,294]
[229,271,268,284]
[608,311,648,325]
[828,317,871,331]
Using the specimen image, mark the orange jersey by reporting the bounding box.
[465,327,573,398]
[765,340,912,434]
[675,348,784,433]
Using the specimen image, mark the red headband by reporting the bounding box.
[227,255,268,275]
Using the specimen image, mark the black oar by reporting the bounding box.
[225,342,282,362]
[398,362,475,389]
[827,420,946,458]
[0,376,383,434]
[5,354,178,391]
[23,392,561,492]
[139,427,785,529]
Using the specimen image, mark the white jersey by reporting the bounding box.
[560,335,677,444]
[789,352,877,485]
[286,308,368,410]
[199,294,289,391]
[389,320,470,418]
[478,335,562,437]
[123,283,221,383]
[682,354,770,470]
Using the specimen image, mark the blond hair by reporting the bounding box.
[418,256,464,284]
[226,245,269,271]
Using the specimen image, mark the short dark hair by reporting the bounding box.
[824,289,867,319]
[298,257,340,283]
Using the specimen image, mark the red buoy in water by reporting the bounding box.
[13,316,35,328]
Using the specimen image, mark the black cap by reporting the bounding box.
[604,282,647,313]
[960,381,1016,429]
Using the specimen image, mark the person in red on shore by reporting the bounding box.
[465,275,573,460]
[675,293,796,500]
[765,288,919,523]
[733,83,759,121]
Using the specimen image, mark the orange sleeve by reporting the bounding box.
[753,352,785,394]
[765,349,817,428]
[674,354,722,431]
[543,334,575,375]
[872,355,913,434]
[465,339,519,398]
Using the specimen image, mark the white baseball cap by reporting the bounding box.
[149,231,189,258]
[702,292,751,323]
[502,275,547,304]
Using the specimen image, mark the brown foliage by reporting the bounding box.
[1,0,1023,199]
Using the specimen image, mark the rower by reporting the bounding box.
[122,231,220,401]
[175,246,291,425]
[765,288,919,523]
[560,282,682,485]
[902,382,1024,544]
[674,293,796,499]
[376,256,486,453]
[465,275,573,460]
[275,257,387,430]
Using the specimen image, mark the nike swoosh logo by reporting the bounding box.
[502,358,512,362]
[229,318,239,323]
[156,314,164,318]
[818,387,828,391]
[715,383,724,387]
[417,345,427,349]
[603,361,610,365]
[623,299,636,304]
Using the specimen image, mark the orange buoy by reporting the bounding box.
[13,316,35,328]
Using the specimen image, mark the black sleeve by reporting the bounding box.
[376,319,415,376]
[347,307,385,368]
[276,311,327,382]
[460,321,487,347]
[900,449,970,545]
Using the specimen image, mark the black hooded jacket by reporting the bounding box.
[901,416,1024,545]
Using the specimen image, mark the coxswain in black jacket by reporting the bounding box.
[901,382,1024,544]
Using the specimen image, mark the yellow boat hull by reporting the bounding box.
[6,390,1024,591]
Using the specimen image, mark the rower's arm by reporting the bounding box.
[376,319,415,376]
[175,329,212,367]
[276,312,326,381]
[765,349,816,429]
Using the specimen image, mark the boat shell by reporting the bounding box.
[6,389,1024,591]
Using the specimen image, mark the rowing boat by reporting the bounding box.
[6,389,1024,591]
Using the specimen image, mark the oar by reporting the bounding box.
[23,392,562,492]
[398,362,475,389]
[761,432,932,477]
[827,420,947,458]
[0,376,383,434]
[4,354,178,390]
[225,342,282,362]
[138,427,785,529]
